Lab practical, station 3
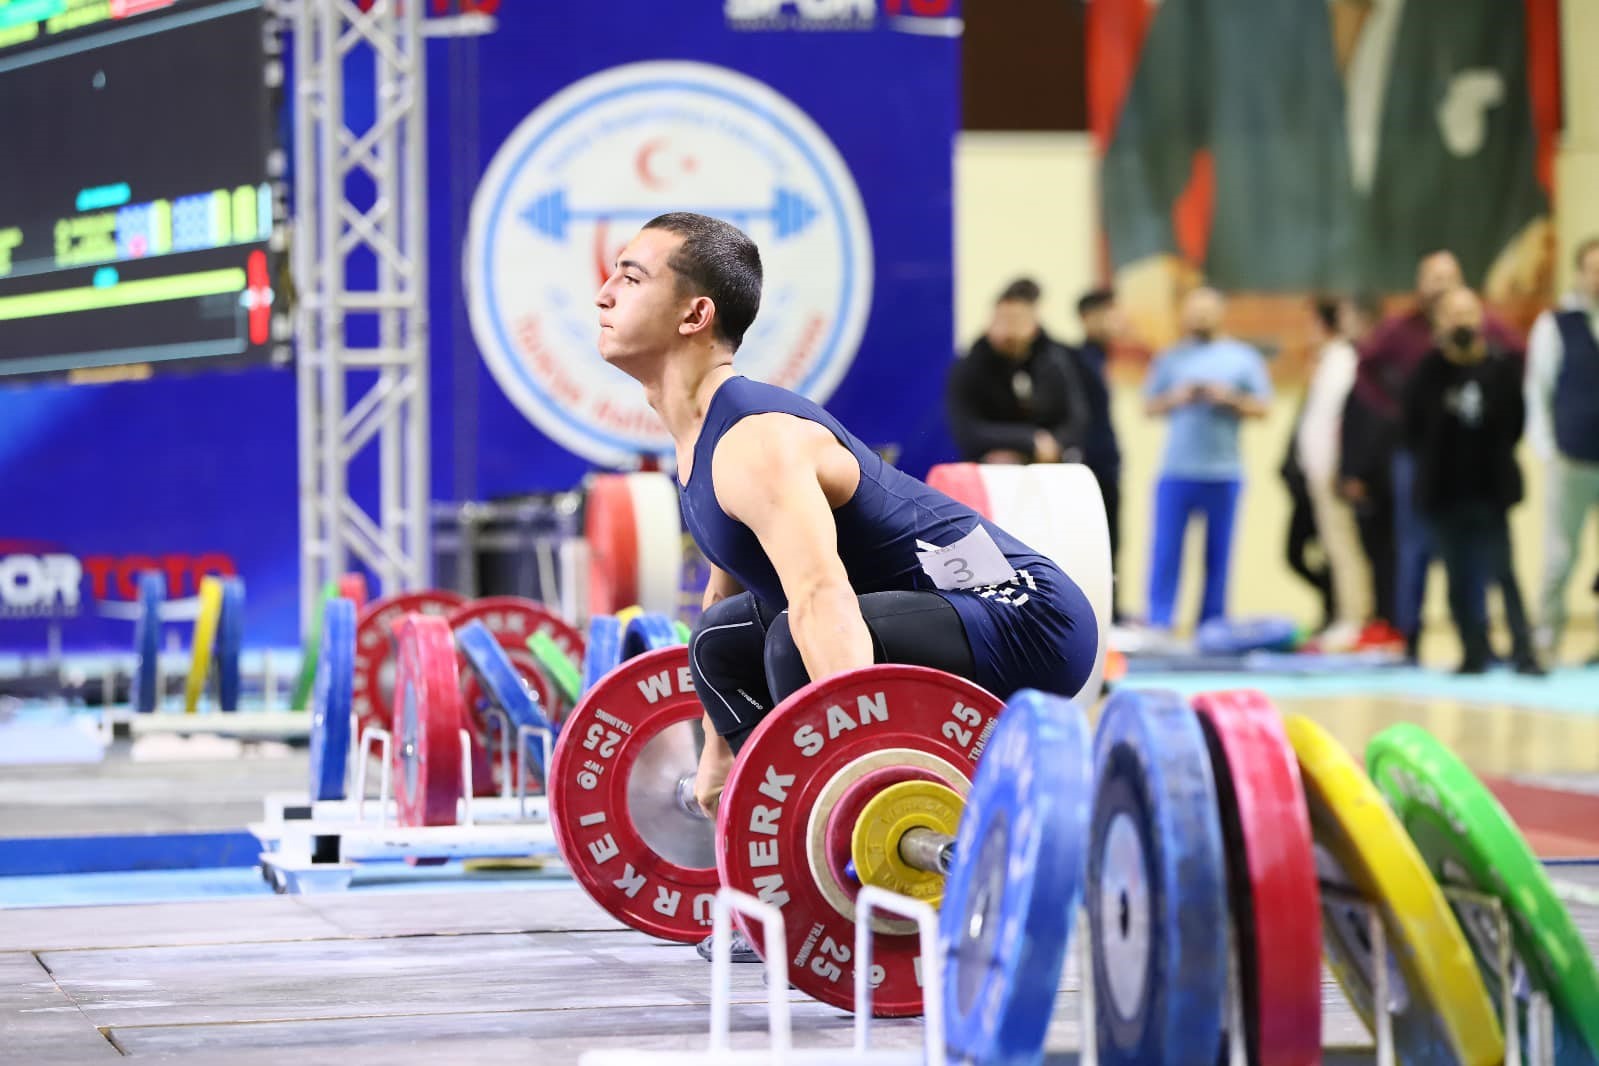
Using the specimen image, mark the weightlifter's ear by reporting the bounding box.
[680,295,717,340]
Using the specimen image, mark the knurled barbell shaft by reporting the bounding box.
[674,774,712,821]
[899,827,956,876]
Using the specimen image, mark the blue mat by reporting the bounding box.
[0,863,573,909]
[1117,664,1599,716]
[0,831,263,876]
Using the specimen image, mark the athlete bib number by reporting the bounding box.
[916,525,1018,591]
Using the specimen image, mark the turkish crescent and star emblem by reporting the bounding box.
[466,61,874,468]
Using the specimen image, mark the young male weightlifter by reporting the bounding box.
[594,214,1096,906]
[596,208,1097,785]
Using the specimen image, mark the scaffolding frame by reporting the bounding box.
[291,0,433,632]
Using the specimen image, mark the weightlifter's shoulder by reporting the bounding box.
[709,414,848,499]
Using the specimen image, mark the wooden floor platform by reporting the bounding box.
[4,874,1596,1065]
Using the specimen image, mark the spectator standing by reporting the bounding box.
[1143,288,1273,630]
[1403,287,1541,675]
[1299,295,1383,649]
[1350,250,1522,658]
[1067,287,1127,620]
[948,279,1088,465]
[1526,238,1599,662]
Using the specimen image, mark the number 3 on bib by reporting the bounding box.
[916,524,1017,591]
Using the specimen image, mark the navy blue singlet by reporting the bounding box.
[676,376,1094,698]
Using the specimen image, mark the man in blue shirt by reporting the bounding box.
[1142,287,1273,629]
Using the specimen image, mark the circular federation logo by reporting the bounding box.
[467,61,875,468]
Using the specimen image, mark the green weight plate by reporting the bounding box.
[291,581,340,712]
[527,630,582,708]
[1368,723,1599,1063]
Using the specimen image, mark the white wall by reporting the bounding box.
[954,132,1101,349]
[1558,0,1599,294]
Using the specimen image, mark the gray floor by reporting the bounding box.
[6,876,1597,1065]
[0,744,305,837]
[2,749,1596,1063]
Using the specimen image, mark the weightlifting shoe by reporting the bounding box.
[697,927,761,964]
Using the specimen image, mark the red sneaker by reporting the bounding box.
[1355,620,1405,652]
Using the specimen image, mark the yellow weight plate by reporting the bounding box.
[184,576,226,714]
[1285,714,1502,1066]
[615,604,644,627]
[850,779,963,906]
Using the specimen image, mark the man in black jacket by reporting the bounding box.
[1403,286,1541,675]
[1067,287,1125,620]
[947,279,1088,466]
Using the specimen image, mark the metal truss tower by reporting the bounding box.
[291,0,432,631]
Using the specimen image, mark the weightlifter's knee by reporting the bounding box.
[762,611,811,704]
[689,592,775,751]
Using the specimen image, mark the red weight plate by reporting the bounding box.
[352,590,466,743]
[393,614,466,828]
[925,462,994,518]
[337,572,370,613]
[462,647,552,796]
[717,665,1003,1016]
[549,645,719,942]
[1191,690,1321,1066]
[465,721,499,798]
[585,475,639,618]
[821,765,945,907]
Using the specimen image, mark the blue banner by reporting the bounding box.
[0,1,960,652]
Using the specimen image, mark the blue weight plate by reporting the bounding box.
[132,570,164,713]
[215,577,245,712]
[309,598,356,802]
[1194,616,1299,657]
[941,689,1090,1066]
[458,619,556,779]
[619,612,680,660]
[1087,688,1229,1066]
[582,614,623,694]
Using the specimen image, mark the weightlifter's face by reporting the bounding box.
[596,228,689,367]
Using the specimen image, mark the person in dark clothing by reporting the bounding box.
[1402,287,1542,675]
[1281,422,1336,631]
[1340,384,1399,632]
[947,279,1088,465]
[1354,251,1520,657]
[1067,287,1125,620]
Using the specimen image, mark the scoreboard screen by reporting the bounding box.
[0,0,285,381]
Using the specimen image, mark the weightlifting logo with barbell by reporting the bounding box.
[465,59,874,469]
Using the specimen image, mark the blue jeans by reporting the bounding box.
[1392,450,1483,643]
[1147,476,1241,629]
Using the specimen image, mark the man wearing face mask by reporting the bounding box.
[1348,250,1522,660]
[1403,286,1541,675]
[1142,286,1272,630]
[947,278,1088,465]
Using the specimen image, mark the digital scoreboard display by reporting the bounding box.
[0,0,285,381]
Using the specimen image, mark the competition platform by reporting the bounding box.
[4,465,1598,1065]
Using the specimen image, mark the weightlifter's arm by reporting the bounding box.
[713,417,874,682]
